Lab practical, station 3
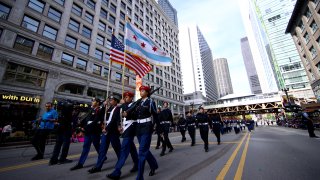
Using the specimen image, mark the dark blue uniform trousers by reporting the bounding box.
[51,130,72,161]
[78,134,100,165]
[110,136,139,176]
[136,132,158,180]
[95,133,121,169]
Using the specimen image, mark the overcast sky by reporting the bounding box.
[171,0,251,94]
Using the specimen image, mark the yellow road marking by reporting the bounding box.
[0,139,241,173]
[216,133,248,180]
[234,133,251,180]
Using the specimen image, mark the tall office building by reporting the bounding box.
[0,0,184,139]
[252,0,313,97]
[155,0,178,26]
[239,0,279,93]
[213,58,233,98]
[180,25,218,102]
[286,0,320,100]
[240,37,262,94]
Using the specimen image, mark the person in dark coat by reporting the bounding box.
[70,98,102,170]
[178,114,187,142]
[158,102,174,156]
[210,110,223,145]
[49,100,73,165]
[155,107,163,149]
[186,112,196,146]
[88,95,122,173]
[196,107,210,152]
[302,110,319,138]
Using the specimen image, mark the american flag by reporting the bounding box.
[110,35,152,78]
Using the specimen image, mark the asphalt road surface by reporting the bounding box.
[0,126,319,180]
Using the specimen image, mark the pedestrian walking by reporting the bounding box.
[301,109,319,138]
[70,98,102,171]
[186,112,196,146]
[107,91,139,179]
[31,102,58,160]
[178,114,187,142]
[196,107,210,152]
[49,100,73,165]
[210,111,223,145]
[158,102,174,156]
[88,95,122,174]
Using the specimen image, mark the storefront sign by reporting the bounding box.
[1,94,41,103]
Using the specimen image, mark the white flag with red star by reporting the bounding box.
[125,22,172,66]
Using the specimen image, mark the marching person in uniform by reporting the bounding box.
[158,102,174,156]
[178,114,187,142]
[210,110,223,145]
[126,85,158,180]
[186,112,196,146]
[196,107,210,152]
[155,107,163,149]
[70,98,102,170]
[107,91,139,179]
[88,95,122,173]
[302,109,319,138]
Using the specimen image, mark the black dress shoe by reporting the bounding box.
[160,152,165,156]
[149,169,156,176]
[59,159,73,164]
[191,143,195,146]
[130,165,138,173]
[31,155,43,161]
[70,164,83,171]
[88,167,101,174]
[218,142,221,145]
[169,148,174,152]
[49,160,58,166]
[205,149,209,152]
[107,174,120,180]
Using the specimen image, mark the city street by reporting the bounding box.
[0,126,319,180]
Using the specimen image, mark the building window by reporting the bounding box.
[3,62,47,88]
[65,35,77,49]
[71,3,82,16]
[48,7,62,22]
[98,21,106,31]
[86,0,95,10]
[28,0,44,13]
[120,1,126,9]
[96,34,104,45]
[13,35,34,54]
[305,8,312,19]
[54,0,65,6]
[110,3,116,13]
[317,37,320,47]
[22,15,40,32]
[105,53,110,62]
[61,53,74,66]
[100,8,108,19]
[68,19,80,32]
[310,46,317,59]
[80,42,89,54]
[115,72,122,82]
[37,44,53,60]
[120,11,125,21]
[108,15,115,25]
[107,26,113,34]
[103,67,109,78]
[311,21,318,33]
[304,33,310,43]
[102,0,109,6]
[82,26,91,38]
[124,75,129,85]
[43,25,57,40]
[127,7,132,15]
[93,64,101,75]
[85,12,94,24]
[76,58,87,70]
[298,21,305,31]
[87,88,107,99]
[0,3,10,20]
[119,22,124,31]
[95,49,103,60]
[58,83,84,95]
